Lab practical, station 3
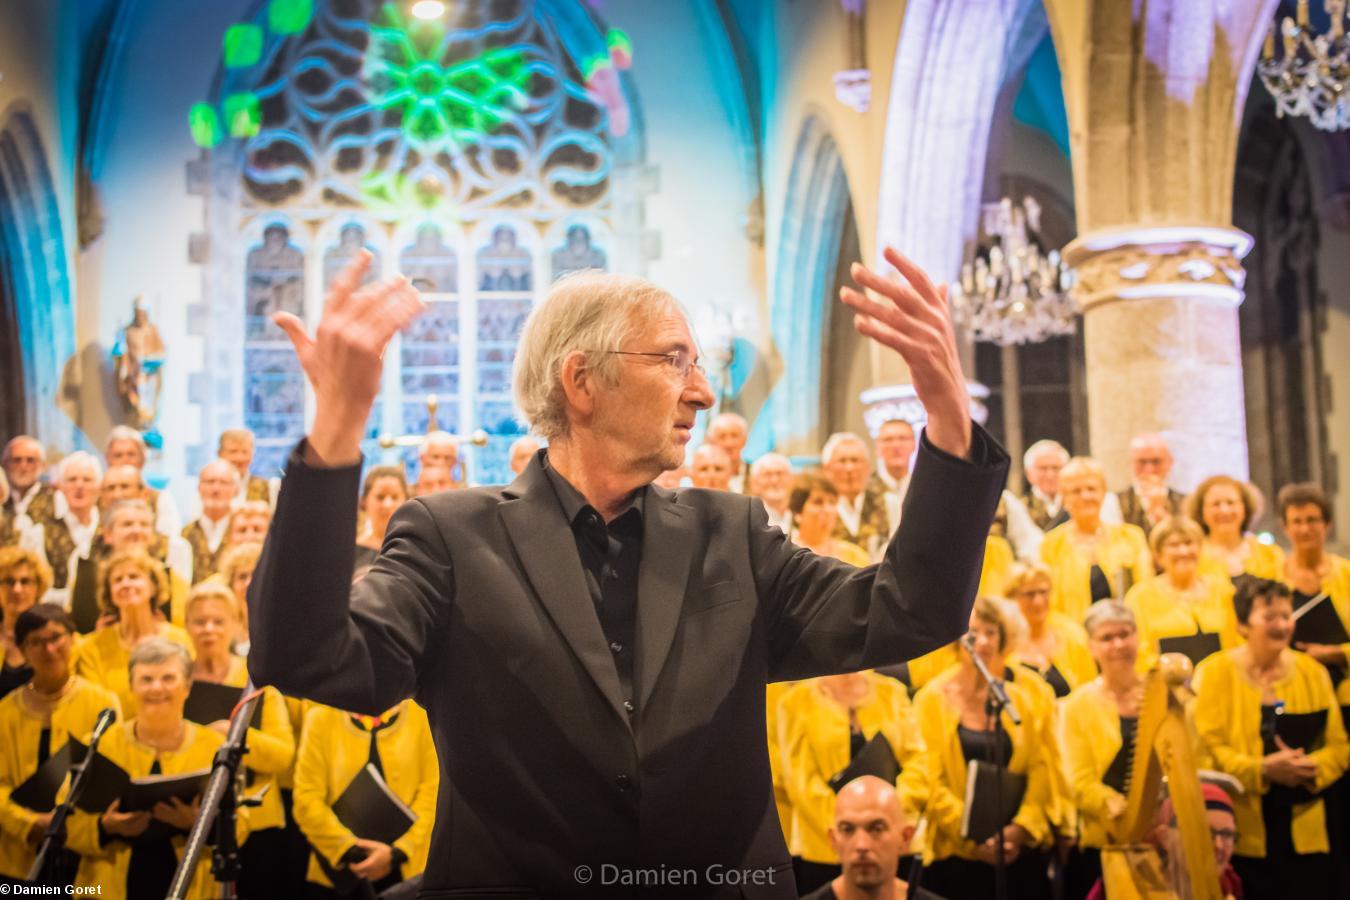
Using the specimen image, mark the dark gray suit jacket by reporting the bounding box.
[248,428,1008,898]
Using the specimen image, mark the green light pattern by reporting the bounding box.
[223,23,263,68]
[606,29,632,60]
[267,0,314,35]
[189,103,223,148]
[581,53,609,82]
[224,92,262,138]
[369,7,532,150]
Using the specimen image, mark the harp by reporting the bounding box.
[1100,654,1224,900]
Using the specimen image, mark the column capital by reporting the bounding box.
[859,381,990,438]
[1063,225,1254,311]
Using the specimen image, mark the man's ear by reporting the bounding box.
[559,351,596,420]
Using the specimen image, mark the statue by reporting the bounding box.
[111,296,166,433]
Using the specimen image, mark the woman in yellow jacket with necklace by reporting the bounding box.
[63,636,247,900]
[1186,475,1284,581]
[1124,517,1240,672]
[1005,562,1096,698]
[0,606,120,883]
[776,669,928,891]
[913,596,1054,900]
[1040,458,1152,625]
[1059,601,1146,897]
[292,699,439,898]
[1193,577,1349,897]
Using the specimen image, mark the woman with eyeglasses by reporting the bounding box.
[0,605,119,884]
[1005,562,1095,699]
[1124,517,1240,672]
[1193,577,1349,896]
[0,548,53,699]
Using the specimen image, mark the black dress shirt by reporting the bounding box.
[543,456,644,716]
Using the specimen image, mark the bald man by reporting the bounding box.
[415,464,457,497]
[690,443,734,491]
[707,412,749,492]
[800,776,940,900]
[1101,433,1184,532]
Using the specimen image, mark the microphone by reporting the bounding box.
[960,632,1022,726]
[90,707,117,745]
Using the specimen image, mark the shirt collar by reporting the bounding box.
[541,451,645,527]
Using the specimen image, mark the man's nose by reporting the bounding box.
[685,370,715,410]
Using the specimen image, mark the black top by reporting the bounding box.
[543,458,644,714]
[126,760,176,900]
[0,660,33,699]
[957,723,1013,764]
[1089,564,1113,604]
[1020,660,1070,698]
[1103,715,1138,793]
[799,882,945,900]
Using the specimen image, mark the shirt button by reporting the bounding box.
[616,774,633,791]
[623,699,635,713]
[610,641,624,653]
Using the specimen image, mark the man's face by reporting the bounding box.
[415,465,456,497]
[228,512,269,545]
[105,439,145,470]
[1283,503,1329,554]
[107,509,155,551]
[829,795,911,889]
[3,439,44,492]
[60,461,100,515]
[219,437,253,477]
[1026,448,1066,497]
[690,446,732,491]
[748,459,791,506]
[101,466,145,508]
[589,309,714,478]
[420,441,458,470]
[824,440,869,498]
[875,422,915,474]
[707,419,747,467]
[1129,438,1173,485]
[198,462,237,518]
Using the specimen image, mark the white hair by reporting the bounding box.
[2,435,43,463]
[199,457,241,488]
[709,412,748,434]
[57,451,104,483]
[512,270,680,441]
[1022,439,1068,471]
[104,426,146,459]
[821,432,870,466]
[422,430,457,451]
[749,452,791,477]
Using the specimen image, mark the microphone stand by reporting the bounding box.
[167,684,263,900]
[27,707,117,886]
[965,644,1012,900]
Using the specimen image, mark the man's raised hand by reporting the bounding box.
[273,249,425,466]
[840,247,972,459]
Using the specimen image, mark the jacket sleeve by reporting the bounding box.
[247,444,454,715]
[777,690,840,852]
[757,426,1009,682]
[913,688,964,839]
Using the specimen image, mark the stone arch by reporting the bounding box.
[0,105,74,445]
[763,114,854,456]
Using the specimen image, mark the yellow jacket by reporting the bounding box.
[1124,574,1240,673]
[777,672,929,864]
[1198,536,1284,581]
[213,656,294,832]
[979,535,1015,598]
[0,677,121,880]
[1008,612,1099,697]
[74,623,193,718]
[1279,554,1350,706]
[907,645,961,693]
[765,681,795,847]
[292,701,439,888]
[64,719,246,900]
[1004,664,1074,836]
[1041,522,1153,624]
[1059,678,1132,849]
[1193,648,1350,857]
[912,667,1055,863]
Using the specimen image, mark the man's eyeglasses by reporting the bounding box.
[599,349,706,380]
[1211,828,1238,844]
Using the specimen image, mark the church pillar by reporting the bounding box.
[1045,0,1277,488]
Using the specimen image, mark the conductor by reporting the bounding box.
[248,247,1009,897]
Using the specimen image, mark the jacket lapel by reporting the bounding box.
[635,487,697,711]
[498,459,631,730]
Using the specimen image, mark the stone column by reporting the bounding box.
[1045,0,1278,489]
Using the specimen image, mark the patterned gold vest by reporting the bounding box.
[1024,492,1069,532]
[3,483,58,530]
[245,476,271,503]
[831,484,893,556]
[43,518,79,589]
[182,520,228,584]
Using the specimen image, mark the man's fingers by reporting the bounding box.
[324,249,374,313]
[348,278,426,347]
[273,312,315,361]
[841,286,943,346]
[883,246,941,305]
[848,263,930,320]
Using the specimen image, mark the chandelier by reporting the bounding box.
[950,197,1077,347]
[1258,0,1350,131]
